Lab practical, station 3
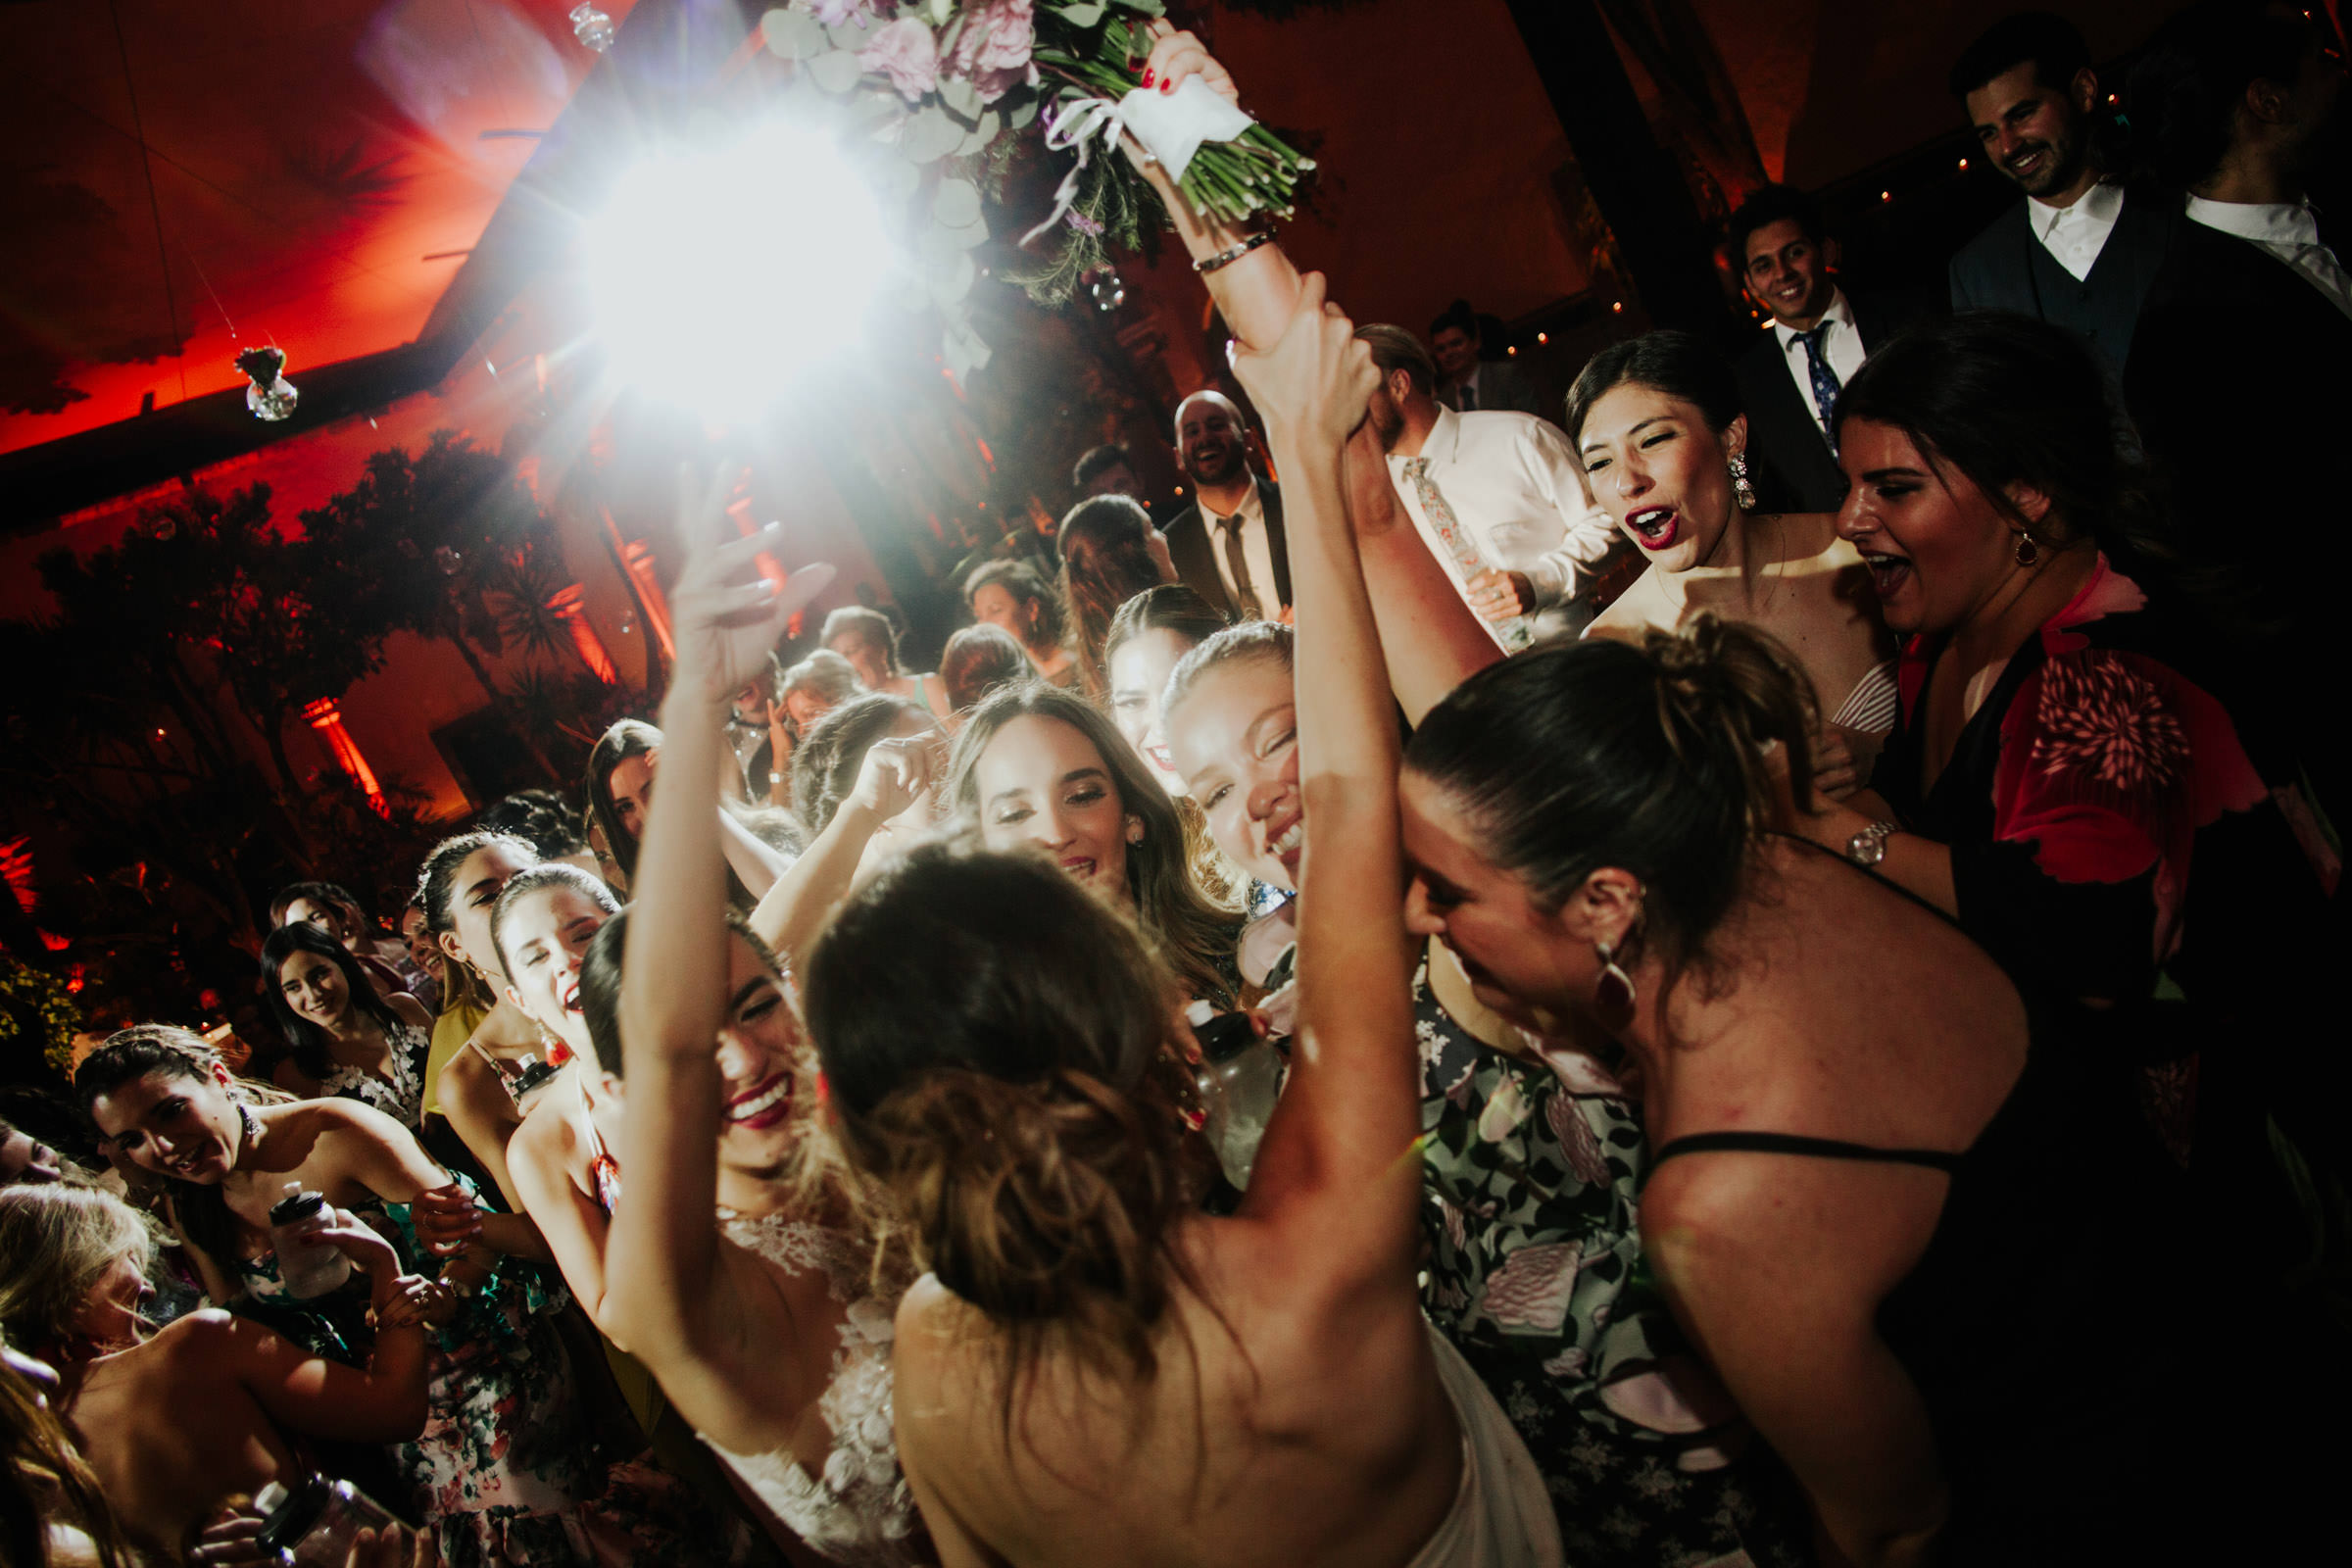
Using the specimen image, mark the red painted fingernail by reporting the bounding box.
[1141,68,1153,86]
[1160,77,1174,94]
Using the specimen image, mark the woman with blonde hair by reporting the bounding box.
[0,1182,433,1563]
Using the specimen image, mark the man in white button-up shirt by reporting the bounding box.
[1354,324,1628,640]
[2125,1,2352,817]
[1946,13,2176,368]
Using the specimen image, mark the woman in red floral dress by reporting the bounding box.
[1802,314,2339,1163]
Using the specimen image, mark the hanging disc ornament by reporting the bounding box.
[236,347,298,421]
[1083,265,1125,313]
[570,3,614,52]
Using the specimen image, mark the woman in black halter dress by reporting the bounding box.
[1391,617,2198,1565]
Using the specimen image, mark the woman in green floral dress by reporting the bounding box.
[75,1026,747,1568]
[1167,622,1809,1567]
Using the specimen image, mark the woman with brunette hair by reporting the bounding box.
[1054,495,1178,696]
[963,560,1076,688]
[599,477,924,1565]
[824,605,952,720]
[584,718,793,903]
[0,1183,433,1563]
[935,622,1029,720]
[1102,584,1228,797]
[272,880,416,1002]
[1807,314,2340,1182]
[809,264,1558,1565]
[415,831,556,1211]
[1161,591,1801,1568]
[1399,612,2192,1562]
[948,681,1242,1009]
[72,1028,713,1566]
[1569,330,1896,797]
[261,921,436,1128]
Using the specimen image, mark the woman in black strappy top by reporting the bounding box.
[1393,615,2194,1565]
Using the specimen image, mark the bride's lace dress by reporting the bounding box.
[705,1212,923,1567]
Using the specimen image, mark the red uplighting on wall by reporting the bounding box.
[547,584,619,684]
[303,698,385,811]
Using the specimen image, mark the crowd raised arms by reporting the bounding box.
[13,7,2350,1567]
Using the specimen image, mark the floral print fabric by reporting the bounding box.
[1410,962,1809,1568]
[375,1178,746,1567]
[319,1019,433,1132]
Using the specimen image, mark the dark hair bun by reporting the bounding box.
[858,1066,1185,1341]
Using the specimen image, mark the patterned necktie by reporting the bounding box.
[1457,378,1478,413]
[1216,514,1264,620]
[1401,458,1531,651]
[1799,323,1841,452]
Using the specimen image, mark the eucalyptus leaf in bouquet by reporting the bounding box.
[760,0,1314,376]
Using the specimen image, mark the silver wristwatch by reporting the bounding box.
[1845,819,1899,867]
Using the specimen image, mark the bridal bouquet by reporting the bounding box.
[760,0,1314,374]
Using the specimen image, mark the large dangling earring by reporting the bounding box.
[2013,530,2040,568]
[236,1102,261,1149]
[1729,453,1757,513]
[1592,937,1638,1014]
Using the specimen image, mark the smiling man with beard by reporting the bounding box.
[1159,389,1289,620]
[1947,11,2177,369]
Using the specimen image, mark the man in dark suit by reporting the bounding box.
[2125,0,2351,813]
[1430,300,1545,418]
[1947,13,2176,369]
[1158,390,1288,619]
[1726,184,1936,514]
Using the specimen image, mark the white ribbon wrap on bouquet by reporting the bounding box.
[1020,75,1256,246]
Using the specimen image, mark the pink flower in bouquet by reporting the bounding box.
[860,17,938,102]
[945,0,1036,104]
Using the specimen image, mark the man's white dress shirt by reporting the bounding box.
[2184,196,2352,320]
[1202,476,1281,616]
[2030,180,2127,281]
[1774,288,1867,438]
[1386,409,1619,623]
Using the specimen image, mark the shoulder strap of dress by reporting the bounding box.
[1652,1129,1962,1174]
[466,1035,522,1086]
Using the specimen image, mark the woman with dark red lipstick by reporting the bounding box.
[949,681,1243,1009]
[1800,313,2345,1253]
[1572,332,1896,798]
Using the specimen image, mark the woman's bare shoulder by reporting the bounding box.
[1585,573,1664,642]
[892,1274,1004,1406]
[508,1099,581,1180]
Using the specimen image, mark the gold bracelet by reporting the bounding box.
[1194,232,1274,274]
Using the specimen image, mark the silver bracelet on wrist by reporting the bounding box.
[1194,231,1274,274]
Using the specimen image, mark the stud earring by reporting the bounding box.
[2013,530,2040,568]
[1729,453,1757,512]
[1125,815,1146,846]
[1593,937,1638,1013]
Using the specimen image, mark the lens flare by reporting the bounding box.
[585,122,897,418]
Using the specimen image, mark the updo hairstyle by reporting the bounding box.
[1405,616,1818,991]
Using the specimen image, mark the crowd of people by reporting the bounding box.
[6,6,2348,1566]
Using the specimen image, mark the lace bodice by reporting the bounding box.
[705,1211,920,1567]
